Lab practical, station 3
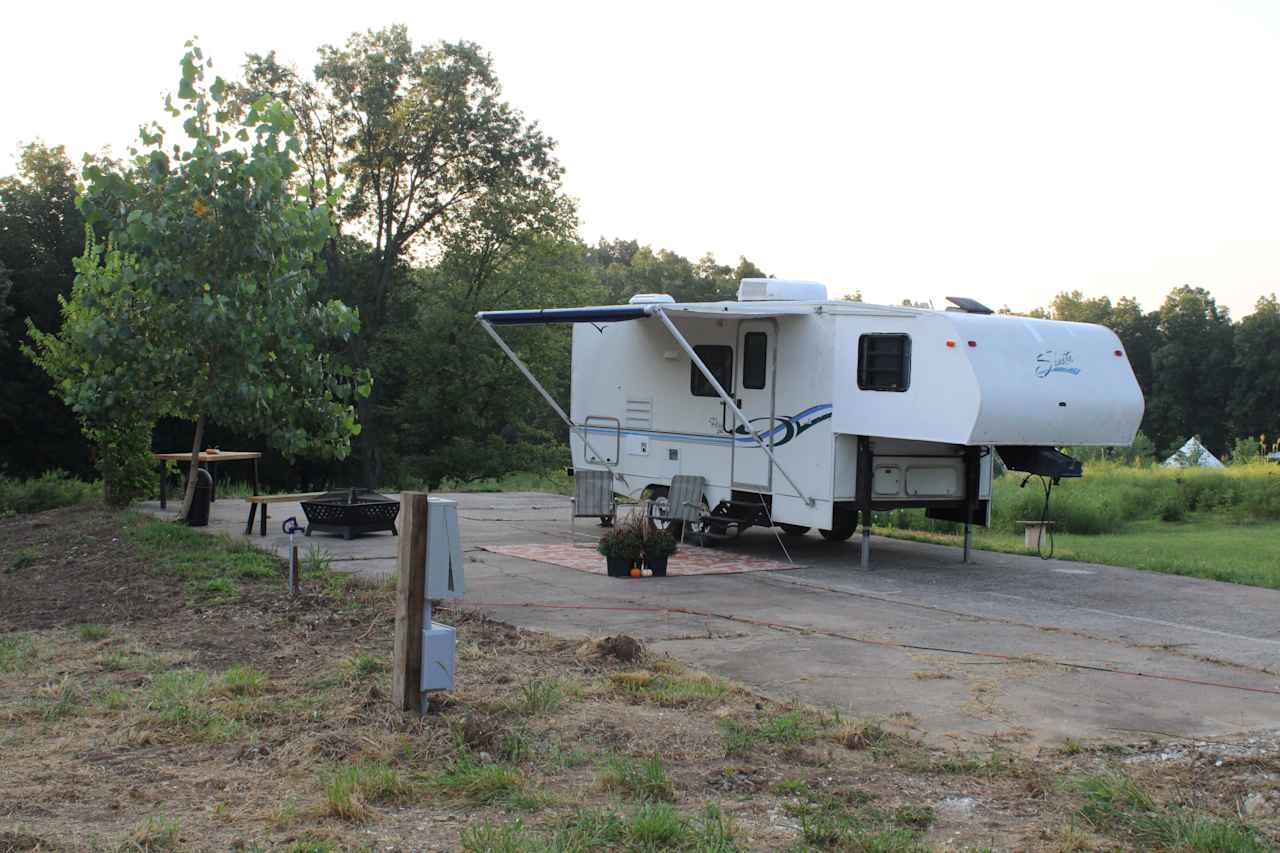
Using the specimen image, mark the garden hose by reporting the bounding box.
[1021,473,1056,560]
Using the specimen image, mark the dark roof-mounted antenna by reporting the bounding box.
[944,296,994,315]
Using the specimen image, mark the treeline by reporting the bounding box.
[1,26,1276,490]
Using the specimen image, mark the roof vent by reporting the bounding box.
[944,296,994,315]
[628,293,675,304]
[738,279,828,302]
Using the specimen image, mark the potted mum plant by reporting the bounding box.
[643,527,678,577]
[598,525,643,577]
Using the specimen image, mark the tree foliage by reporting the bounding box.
[237,26,562,484]
[0,143,87,476]
[1144,286,1235,455]
[26,43,368,508]
[1229,294,1280,442]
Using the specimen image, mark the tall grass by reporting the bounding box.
[0,471,100,517]
[879,462,1280,536]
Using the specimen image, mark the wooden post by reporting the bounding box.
[392,491,430,713]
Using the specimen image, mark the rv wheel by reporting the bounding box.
[779,524,811,537]
[819,514,857,541]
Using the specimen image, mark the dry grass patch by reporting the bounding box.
[607,664,738,707]
[3,507,1278,852]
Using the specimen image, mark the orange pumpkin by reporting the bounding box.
[629,567,642,577]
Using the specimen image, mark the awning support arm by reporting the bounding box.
[653,307,815,507]
[477,317,622,483]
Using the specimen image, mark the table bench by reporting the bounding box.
[244,493,325,536]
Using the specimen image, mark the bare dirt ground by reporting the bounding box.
[2,506,1277,851]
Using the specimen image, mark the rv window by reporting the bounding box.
[742,332,768,389]
[857,334,911,392]
[690,345,734,397]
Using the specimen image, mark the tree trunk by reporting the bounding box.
[179,414,207,521]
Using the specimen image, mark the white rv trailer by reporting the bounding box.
[477,280,1144,563]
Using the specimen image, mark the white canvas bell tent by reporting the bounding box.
[1163,436,1224,469]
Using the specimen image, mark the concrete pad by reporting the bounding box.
[138,491,1280,747]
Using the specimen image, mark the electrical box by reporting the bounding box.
[421,622,456,691]
[426,497,464,598]
[420,497,463,696]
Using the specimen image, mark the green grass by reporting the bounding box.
[8,548,38,573]
[435,470,574,496]
[432,754,532,807]
[121,814,182,851]
[322,760,412,821]
[597,755,676,802]
[776,782,931,851]
[1070,772,1269,852]
[514,678,566,716]
[123,514,281,597]
[343,653,385,683]
[718,710,823,757]
[931,750,1023,778]
[460,803,739,852]
[0,471,100,517]
[0,633,36,672]
[37,676,82,721]
[878,515,1280,588]
[77,623,110,641]
[220,664,268,696]
[874,463,1280,586]
[144,670,241,741]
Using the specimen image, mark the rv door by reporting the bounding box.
[732,320,777,491]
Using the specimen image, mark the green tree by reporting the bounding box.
[584,241,767,304]
[1050,290,1114,325]
[1145,285,1234,455]
[1108,296,1160,408]
[26,43,368,511]
[238,27,562,485]
[0,143,88,476]
[1229,294,1280,442]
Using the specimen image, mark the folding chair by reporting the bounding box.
[666,474,707,541]
[571,469,616,546]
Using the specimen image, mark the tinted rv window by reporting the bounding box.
[690,345,734,397]
[857,334,911,392]
[742,332,768,389]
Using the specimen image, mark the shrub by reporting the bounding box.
[0,471,100,517]
[88,419,155,507]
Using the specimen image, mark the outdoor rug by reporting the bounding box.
[478,542,801,576]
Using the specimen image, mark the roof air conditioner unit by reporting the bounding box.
[738,279,828,302]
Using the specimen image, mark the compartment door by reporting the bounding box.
[731,321,776,490]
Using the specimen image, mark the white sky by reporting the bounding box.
[5,0,1279,318]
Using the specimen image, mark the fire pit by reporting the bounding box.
[301,488,400,539]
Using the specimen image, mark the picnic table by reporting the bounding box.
[153,450,261,509]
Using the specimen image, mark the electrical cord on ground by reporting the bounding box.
[1020,473,1056,560]
[757,493,794,565]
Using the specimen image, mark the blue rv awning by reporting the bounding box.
[476,306,650,326]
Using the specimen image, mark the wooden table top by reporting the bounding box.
[152,451,262,462]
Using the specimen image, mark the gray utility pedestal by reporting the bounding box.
[420,497,465,695]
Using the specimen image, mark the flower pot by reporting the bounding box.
[606,556,637,578]
[645,555,669,577]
